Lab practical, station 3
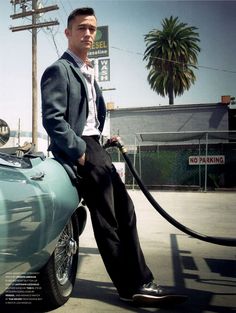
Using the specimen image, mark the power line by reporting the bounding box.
[56,6,67,29]
[111,46,236,74]
[58,0,69,17]
[40,1,69,58]
[67,0,73,11]
[42,26,61,57]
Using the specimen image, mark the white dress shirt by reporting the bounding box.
[66,49,100,137]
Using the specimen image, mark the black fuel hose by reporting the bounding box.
[106,139,236,247]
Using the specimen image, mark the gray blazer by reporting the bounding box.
[41,52,106,167]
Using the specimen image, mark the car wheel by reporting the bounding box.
[39,212,79,309]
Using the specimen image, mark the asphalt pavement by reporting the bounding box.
[4,190,236,313]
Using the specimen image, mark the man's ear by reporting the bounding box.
[65,28,70,38]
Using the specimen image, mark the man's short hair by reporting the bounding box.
[67,7,96,28]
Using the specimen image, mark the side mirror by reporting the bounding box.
[0,119,10,147]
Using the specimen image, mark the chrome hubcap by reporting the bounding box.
[66,238,77,256]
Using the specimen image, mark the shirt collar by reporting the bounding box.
[66,49,93,70]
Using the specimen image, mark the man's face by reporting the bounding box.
[65,14,97,55]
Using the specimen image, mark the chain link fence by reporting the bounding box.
[108,131,236,191]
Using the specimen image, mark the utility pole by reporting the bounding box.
[10,0,59,150]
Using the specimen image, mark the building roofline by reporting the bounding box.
[108,103,227,113]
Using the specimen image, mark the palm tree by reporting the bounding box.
[144,16,200,104]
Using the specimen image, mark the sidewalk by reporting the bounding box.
[58,190,236,313]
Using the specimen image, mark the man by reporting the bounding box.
[41,7,186,306]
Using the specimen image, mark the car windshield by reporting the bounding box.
[0,152,31,169]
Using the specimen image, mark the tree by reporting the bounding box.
[144,16,200,105]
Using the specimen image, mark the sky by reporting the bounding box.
[0,0,236,134]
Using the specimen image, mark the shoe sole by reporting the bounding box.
[119,297,133,302]
[133,294,188,306]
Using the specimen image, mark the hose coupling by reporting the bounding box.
[103,137,127,153]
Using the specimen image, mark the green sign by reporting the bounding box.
[88,26,109,58]
[98,59,110,82]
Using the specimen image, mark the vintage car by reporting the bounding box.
[0,149,87,309]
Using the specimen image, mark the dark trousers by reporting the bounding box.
[77,136,153,295]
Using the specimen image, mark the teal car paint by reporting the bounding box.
[0,152,86,308]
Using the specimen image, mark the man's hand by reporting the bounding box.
[109,135,121,144]
[78,153,86,166]
[103,136,127,153]
[104,136,121,148]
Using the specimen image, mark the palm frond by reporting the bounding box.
[144,16,200,104]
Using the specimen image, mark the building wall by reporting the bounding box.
[109,103,229,146]
[1,103,230,155]
[108,103,236,189]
